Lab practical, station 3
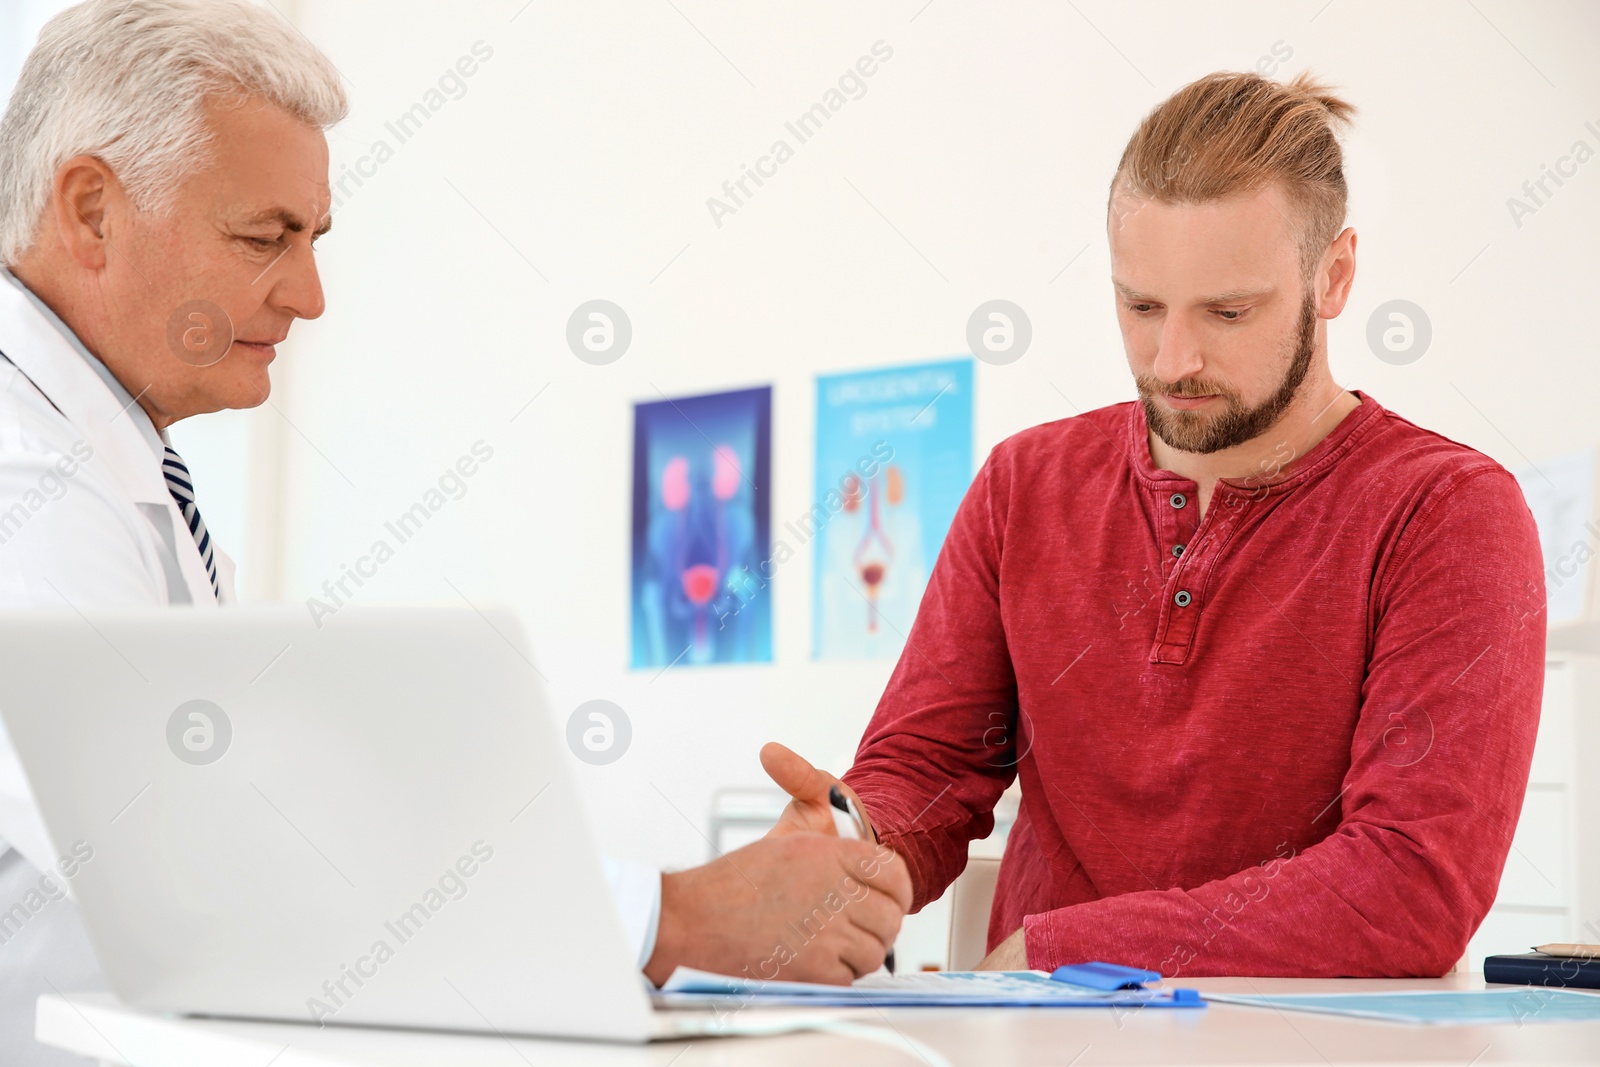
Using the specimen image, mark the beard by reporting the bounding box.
[1137,292,1318,455]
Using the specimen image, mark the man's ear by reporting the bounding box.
[50,155,122,270]
[1315,226,1358,318]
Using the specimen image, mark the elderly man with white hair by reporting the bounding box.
[0,1,909,1060]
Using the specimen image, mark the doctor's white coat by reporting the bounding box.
[0,274,240,1064]
[0,275,236,882]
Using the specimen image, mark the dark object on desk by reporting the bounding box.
[1484,952,1600,990]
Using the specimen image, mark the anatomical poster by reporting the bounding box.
[812,358,973,660]
[630,386,773,669]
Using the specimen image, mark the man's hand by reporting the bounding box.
[643,831,912,987]
[976,925,1029,971]
[759,741,876,841]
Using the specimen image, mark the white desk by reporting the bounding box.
[37,975,1600,1066]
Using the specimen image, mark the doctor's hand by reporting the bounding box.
[642,831,912,987]
[759,741,877,841]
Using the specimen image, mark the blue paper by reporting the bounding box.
[1206,989,1600,1025]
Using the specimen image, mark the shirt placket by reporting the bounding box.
[1149,486,1242,665]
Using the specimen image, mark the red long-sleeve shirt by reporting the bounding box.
[843,392,1546,977]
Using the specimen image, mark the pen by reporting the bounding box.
[1534,943,1600,959]
[830,784,895,974]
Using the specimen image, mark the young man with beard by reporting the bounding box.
[760,69,1546,977]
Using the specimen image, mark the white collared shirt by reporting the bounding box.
[0,268,166,460]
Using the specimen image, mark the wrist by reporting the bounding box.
[642,869,688,986]
[839,780,879,843]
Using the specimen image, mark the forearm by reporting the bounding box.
[841,456,1021,910]
[1022,824,1487,976]
[844,753,1006,912]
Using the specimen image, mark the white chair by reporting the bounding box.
[945,855,1002,971]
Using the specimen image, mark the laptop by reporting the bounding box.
[0,606,821,1042]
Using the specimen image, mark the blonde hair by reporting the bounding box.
[0,0,348,265]
[1109,70,1357,282]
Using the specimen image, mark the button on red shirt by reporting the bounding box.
[843,392,1547,977]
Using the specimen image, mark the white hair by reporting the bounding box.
[0,0,348,265]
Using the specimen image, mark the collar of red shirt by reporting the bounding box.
[1125,388,1386,498]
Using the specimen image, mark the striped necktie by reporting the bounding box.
[161,446,221,601]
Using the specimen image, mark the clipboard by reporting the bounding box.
[654,963,1206,1009]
